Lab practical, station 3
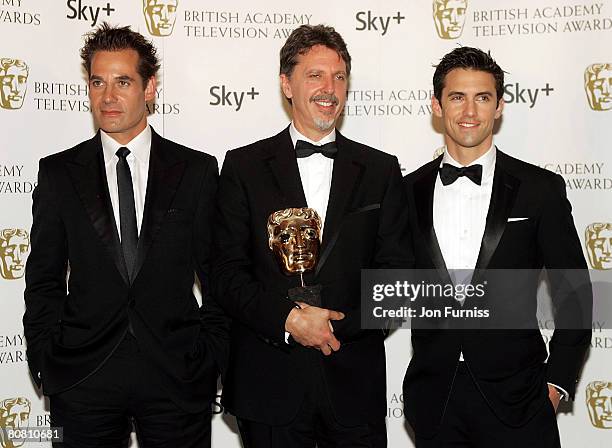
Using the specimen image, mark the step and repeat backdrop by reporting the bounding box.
[1,0,610,446]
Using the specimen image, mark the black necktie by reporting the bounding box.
[295,140,338,159]
[116,147,138,278]
[439,163,483,186]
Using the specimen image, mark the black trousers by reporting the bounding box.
[49,334,211,448]
[416,363,561,448]
[237,351,386,448]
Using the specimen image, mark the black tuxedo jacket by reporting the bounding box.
[23,128,228,412]
[402,149,592,437]
[212,127,413,426]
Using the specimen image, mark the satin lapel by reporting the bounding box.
[315,133,364,276]
[413,157,449,276]
[473,152,520,274]
[66,133,129,284]
[264,127,308,209]
[131,130,186,284]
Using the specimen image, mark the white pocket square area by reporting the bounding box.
[507,217,529,222]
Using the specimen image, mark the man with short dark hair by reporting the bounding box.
[403,46,591,447]
[213,24,412,448]
[23,23,227,447]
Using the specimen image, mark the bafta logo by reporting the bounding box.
[585,223,612,270]
[0,229,30,280]
[0,397,31,448]
[585,64,612,111]
[433,0,468,39]
[0,59,28,110]
[143,0,178,37]
[586,381,612,429]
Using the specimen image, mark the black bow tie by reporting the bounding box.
[439,163,483,186]
[295,140,338,159]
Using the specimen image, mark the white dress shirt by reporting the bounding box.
[289,123,334,235]
[434,146,494,362]
[101,126,151,239]
[433,145,496,272]
[284,123,335,343]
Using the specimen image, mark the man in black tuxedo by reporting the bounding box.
[23,24,227,447]
[402,47,591,447]
[213,24,412,448]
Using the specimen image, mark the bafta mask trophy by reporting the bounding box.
[268,207,322,306]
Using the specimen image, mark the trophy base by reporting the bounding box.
[288,284,322,307]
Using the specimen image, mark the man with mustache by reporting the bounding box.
[213,24,412,448]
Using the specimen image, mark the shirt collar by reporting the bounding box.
[289,122,336,149]
[441,143,497,183]
[101,125,152,166]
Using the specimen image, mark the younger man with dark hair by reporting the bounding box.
[403,46,591,447]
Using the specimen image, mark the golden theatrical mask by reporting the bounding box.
[586,381,612,429]
[268,207,321,276]
[585,64,612,111]
[0,59,28,110]
[268,208,322,306]
[143,0,179,37]
[433,0,468,39]
[0,397,31,448]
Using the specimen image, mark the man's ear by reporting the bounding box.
[432,96,443,118]
[280,74,293,100]
[495,97,505,119]
[144,76,156,102]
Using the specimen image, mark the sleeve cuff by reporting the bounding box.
[548,382,569,401]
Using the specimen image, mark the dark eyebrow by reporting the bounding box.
[89,75,136,82]
[446,90,464,97]
[446,90,494,97]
